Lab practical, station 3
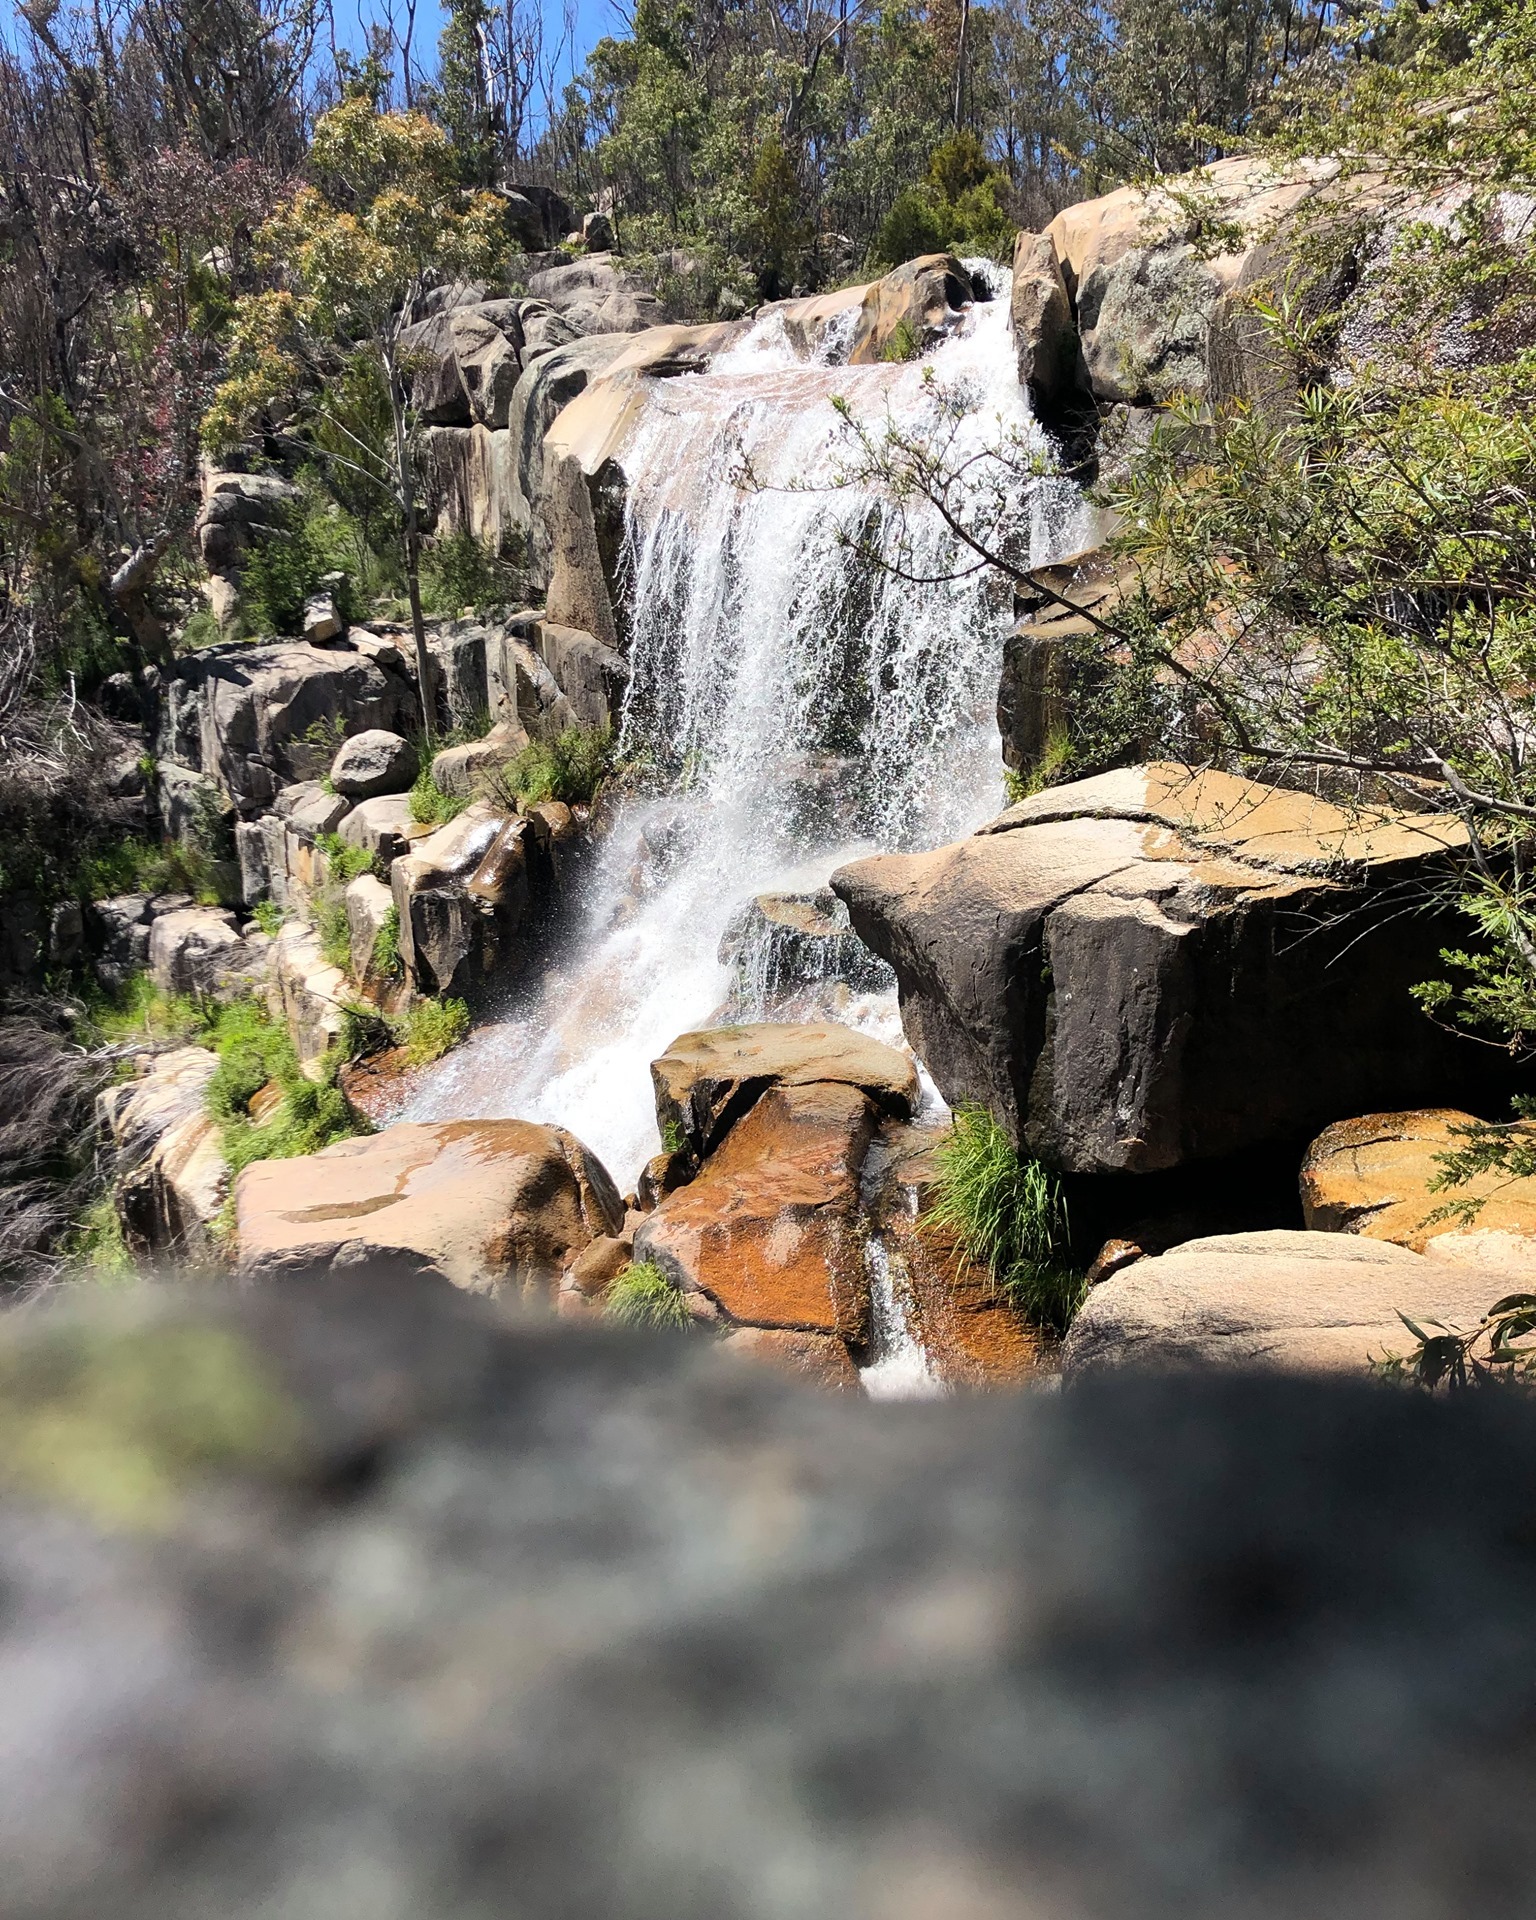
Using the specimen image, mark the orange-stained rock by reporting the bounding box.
[720,1327,860,1391]
[235,1119,623,1298]
[567,1226,637,1298]
[866,1121,1046,1389]
[651,1021,917,1161]
[1301,1109,1536,1279]
[634,1081,876,1338]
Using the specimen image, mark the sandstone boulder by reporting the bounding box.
[536,622,628,732]
[301,591,342,643]
[526,254,664,335]
[848,253,974,364]
[390,803,508,997]
[164,642,417,814]
[833,764,1514,1175]
[718,889,891,1016]
[650,1021,918,1162]
[1063,1229,1499,1373]
[235,1118,623,1297]
[1045,155,1337,405]
[634,1080,875,1340]
[97,1046,228,1261]
[267,920,346,1065]
[431,721,527,800]
[345,873,396,986]
[1301,1110,1536,1279]
[330,729,417,799]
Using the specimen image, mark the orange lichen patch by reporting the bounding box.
[636,1082,876,1338]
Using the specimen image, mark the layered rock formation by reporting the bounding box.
[235,1118,623,1297]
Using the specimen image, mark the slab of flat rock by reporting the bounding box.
[235,1119,623,1298]
[1064,1229,1499,1374]
[651,1021,918,1162]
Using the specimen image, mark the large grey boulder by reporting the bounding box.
[146,907,243,997]
[329,728,418,800]
[336,793,414,866]
[400,307,522,429]
[1010,229,1085,420]
[6,1274,1536,1918]
[526,253,664,334]
[97,1046,228,1261]
[1063,1229,1498,1374]
[833,764,1516,1174]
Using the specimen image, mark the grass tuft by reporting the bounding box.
[929,1104,1084,1333]
[605,1260,692,1331]
[499,724,612,809]
[393,996,470,1067]
[409,766,469,827]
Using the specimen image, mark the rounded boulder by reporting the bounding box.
[330,729,419,799]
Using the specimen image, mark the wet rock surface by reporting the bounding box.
[4,1274,1536,1918]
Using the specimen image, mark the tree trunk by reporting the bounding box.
[387,361,436,749]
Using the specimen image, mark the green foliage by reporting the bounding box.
[371,906,403,979]
[605,1260,692,1330]
[75,975,206,1050]
[878,318,923,364]
[236,495,357,640]
[77,834,225,908]
[1420,1097,1536,1230]
[419,530,526,616]
[409,767,469,826]
[501,725,613,807]
[393,996,471,1066]
[251,899,286,936]
[929,1104,1083,1332]
[315,831,382,887]
[873,188,947,269]
[1378,1290,1536,1392]
[198,997,367,1176]
[68,1195,133,1279]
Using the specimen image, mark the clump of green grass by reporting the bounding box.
[929,1104,1084,1333]
[393,996,470,1066]
[69,1193,134,1278]
[370,906,402,979]
[77,834,224,907]
[409,766,468,827]
[315,831,382,886]
[501,724,612,808]
[605,1260,692,1330]
[251,899,286,937]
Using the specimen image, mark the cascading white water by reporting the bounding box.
[405,266,1094,1185]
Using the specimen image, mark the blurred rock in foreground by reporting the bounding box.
[3,1271,1535,1919]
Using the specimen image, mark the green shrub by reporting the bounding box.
[501,725,612,808]
[393,996,470,1066]
[605,1260,692,1330]
[315,831,381,886]
[251,899,286,936]
[78,833,224,907]
[75,974,206,1049]
[419,530,526,615]
[409,766,468,827]
[179,605,221,652]
[929,1104,1084,1333]
[69,1193,133,1277]
[879,318,922,363]
[873,187,946,268]
[196,996,368,1177]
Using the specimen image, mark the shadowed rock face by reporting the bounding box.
[3,1272,1536,1918]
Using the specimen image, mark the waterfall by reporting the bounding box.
[405,267,1093,1187]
